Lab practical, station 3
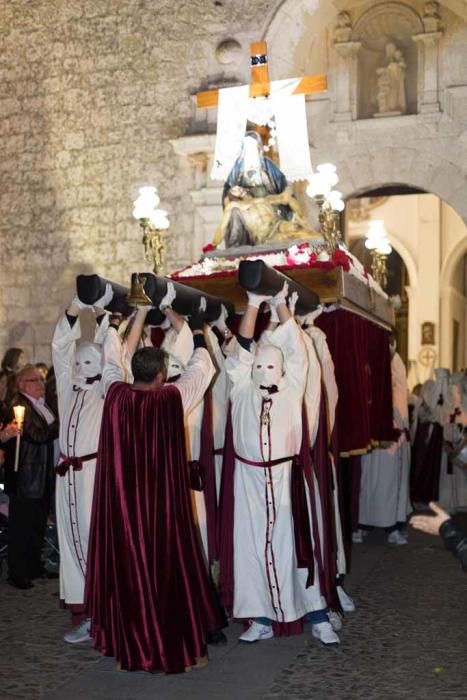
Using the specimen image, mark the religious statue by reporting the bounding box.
[422,1,442,32]
[375,42,407,116]
[212,132,319,248]
[333,11,352,43]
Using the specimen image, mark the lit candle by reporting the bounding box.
[13,405,25,473]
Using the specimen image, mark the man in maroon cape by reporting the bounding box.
[85,310,226,673]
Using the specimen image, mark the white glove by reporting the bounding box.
[94,283,113,309]
[159,315,171,330]
[212,304,228,332]
[288,291,299,317]
[271,281,289,307]
[160,281,176,310]
[199,296,207,312]
[247,291,272,309]
[70,295,90,310]
[268,303,279,323]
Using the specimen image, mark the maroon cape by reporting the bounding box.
[85,382,225,673]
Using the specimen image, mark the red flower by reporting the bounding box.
[202,243,216,254]
[331,249,351,271]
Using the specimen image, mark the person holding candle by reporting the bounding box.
[3,365,58,589]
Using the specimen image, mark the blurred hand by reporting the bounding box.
[188,308,206,332]
[94,283,114,310]
[410,501,450,536]
[212,304,229,332]
[246,291,272,309]
[288,291,299,317]
[271,281,289,307]
[0,420,19,443]
[268,303,279,323]
[70,295,91,310]
[160,282,176,310]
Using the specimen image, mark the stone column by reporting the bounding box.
[170,134,222,261]
[412,31,443,114]
[333,41,361,121]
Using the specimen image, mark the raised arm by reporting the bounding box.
[52,297,84,389]
[268,284,307,395]
[174,310,215,415]
[101,320,127,394]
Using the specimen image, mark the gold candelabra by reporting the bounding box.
[365,219,392,290]
[370,250,389,289]
[315,195,342,254]
[133,186,169,276]
[140,218,166,275]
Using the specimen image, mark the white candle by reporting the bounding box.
[13,405,25,473]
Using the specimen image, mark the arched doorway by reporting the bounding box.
[344,188,467,385]
[348,236,410,365]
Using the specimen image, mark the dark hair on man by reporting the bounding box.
[131,347,168,384]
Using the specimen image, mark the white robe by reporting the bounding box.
[226,319,326,621]
[52,314,109,606]
[359,352,411,528]
[162,323,214,563]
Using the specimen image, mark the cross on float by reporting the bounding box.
[196,41,327,108]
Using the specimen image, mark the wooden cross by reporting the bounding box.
[196,40,327,109]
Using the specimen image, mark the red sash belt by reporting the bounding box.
[234,453,296,468]
[56,452,98,477]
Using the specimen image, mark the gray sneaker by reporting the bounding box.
[63,618,91,644]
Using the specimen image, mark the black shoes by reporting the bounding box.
[7,576,34,590]
[31,568,59,580]
[207,629,228,646]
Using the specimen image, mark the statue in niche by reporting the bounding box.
[422,1,442,32]
[333,11,352,43]
[375,42,407,117]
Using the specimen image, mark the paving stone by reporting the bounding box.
[1,524,467,699]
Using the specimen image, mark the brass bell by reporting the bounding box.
[126,273,153,307]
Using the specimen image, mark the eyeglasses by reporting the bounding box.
[23,378,45,383]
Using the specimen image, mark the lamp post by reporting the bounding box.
[306,164,345,253]
[132,186,170,275]
[364,219,392,289]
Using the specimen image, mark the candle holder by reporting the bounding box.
[132,186,170,275]
[306,164,344,254]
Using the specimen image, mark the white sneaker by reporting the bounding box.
[337,585,356,612]
[387,530,408,546]
[239,621,274,643]
[311,621,340,646]
[63,618,91,644]
[328,610,343,631]
[352,529,364,543]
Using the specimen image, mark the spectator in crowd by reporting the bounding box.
[411,502,467,571]
[3,365,58,589]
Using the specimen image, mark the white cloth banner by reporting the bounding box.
[211,79,313,182]
[210,84,249,181]
[270,79,313,182]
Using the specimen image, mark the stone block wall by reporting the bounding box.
[0,0,272,361]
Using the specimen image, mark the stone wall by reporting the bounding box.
[0,0,272,361]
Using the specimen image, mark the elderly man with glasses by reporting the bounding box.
[3,365,58,589]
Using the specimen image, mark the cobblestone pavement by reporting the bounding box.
[1,523,466,700]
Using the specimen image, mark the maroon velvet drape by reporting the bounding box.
[410,421,443,504]
[311,391,338,609]
[316,310,393,455]
[85,382,225,674]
